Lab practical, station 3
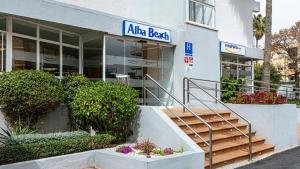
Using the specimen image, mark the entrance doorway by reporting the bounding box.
[105,36,174,103]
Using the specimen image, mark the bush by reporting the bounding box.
[62,73,89,104]
[71,81,139,141]
[11,131,89,145]
[221,77,245,103]
[0,134,115,165]
[230,91,287,104]
[0,70,63,128]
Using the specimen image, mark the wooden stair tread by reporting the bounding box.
[192,130,256,144]
[204,144,275,167]
[174,116,238,126]
[183,123,248,134]
[201,137,265,153]
[164,109,231,118]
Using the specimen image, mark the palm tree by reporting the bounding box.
[253,14,266,48]
[262,0,273,90]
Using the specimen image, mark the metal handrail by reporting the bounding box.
[143,74,213,169]
[189,77,300,100]
[183,77,253,161]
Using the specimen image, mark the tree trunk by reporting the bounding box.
[262,0,273,91]
[256,39,259,48]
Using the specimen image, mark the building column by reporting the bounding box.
[6,16,12,72]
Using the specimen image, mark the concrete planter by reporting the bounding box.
[0,149,202,169]
[226,103,298,151]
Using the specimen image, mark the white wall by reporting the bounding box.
[227,104,298,151]
[216,0,255,47]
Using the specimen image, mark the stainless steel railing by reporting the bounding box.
[183,77,253,161]
[143,74,214,169]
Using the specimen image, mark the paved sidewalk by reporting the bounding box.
[236,146,300,169]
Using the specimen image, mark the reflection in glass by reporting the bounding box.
[40,42,60,76]
[83,36,103,79]
[13,36,37,70]
[63,47,79,74]
[63,33,79,46]
[40,27,59,42]
[189,0,214,27]
[106,37,125,79]
[0,18,6,31]
[13,20,36,37]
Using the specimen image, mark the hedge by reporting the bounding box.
[0,134,115,165]
[71,81,139,141]
[11,131,89,145]
[0,70,63,128]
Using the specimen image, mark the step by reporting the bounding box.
[173,116,239,127]
[164,108,232,120]
[201,137,266,155]
[204,144,275,168]
[183,123,248,135]
[192,130,256,145]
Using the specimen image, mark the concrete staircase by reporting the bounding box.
[164,108,275,169]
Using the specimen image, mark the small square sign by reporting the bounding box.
[184,57,189,64]
[185,42,193,56]
[188,57,193,64]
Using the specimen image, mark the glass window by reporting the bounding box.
[13,20,37,37]
[13,36,37,70]
[0,32,6,72]
[83,37,103,79]
[40,27,59,42]
[63,47,79,74]
[62,33,79,46]
[105,37,125,79]
[40,42,60,76]
[189,0,215,27]
[0,18,6,31]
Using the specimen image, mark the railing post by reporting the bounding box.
[215,82,218,104]
[248,123,253,161]
[285,87,288,100]
[183,78,186,112]
[143,76,146,105]
[209,129,213,169]
[187,79,190,104]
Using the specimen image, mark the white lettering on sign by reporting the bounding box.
[123,21,171,43]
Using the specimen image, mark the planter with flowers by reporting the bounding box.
[226,91,297,152]
[94,138,202,169]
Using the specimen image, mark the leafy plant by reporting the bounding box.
[11,131,89,145]
[0,70,63,128]
[221,77,245,102]
[163,148,174,155]
[62,73,89,104]
[0,127,14,145]
[11,122,37,135]
[71,81,139,141]
[152,148,165,156]
[0,134,115,165]
[134,139,156,154]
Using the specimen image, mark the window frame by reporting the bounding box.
[10,17,81,78]
[186,0,216,30]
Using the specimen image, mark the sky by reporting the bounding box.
[257,0,300,33]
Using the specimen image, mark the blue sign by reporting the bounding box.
[185,42,193,56]
[122,20,171,43]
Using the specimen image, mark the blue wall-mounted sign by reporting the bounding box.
[220,41,246,56]
[185,42,193,56]
[122,20,171,43]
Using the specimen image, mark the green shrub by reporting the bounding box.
[0,134,115,165]
[221,77,245,103]
[11,131,89,145]
[62,73,89,104]
[0,70,63,128]
[71,81,139,141]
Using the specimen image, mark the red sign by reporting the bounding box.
[184,57,189,64]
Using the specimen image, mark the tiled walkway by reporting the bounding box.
[236,146,300,169]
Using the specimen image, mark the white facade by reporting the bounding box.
[0,0,262,102]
